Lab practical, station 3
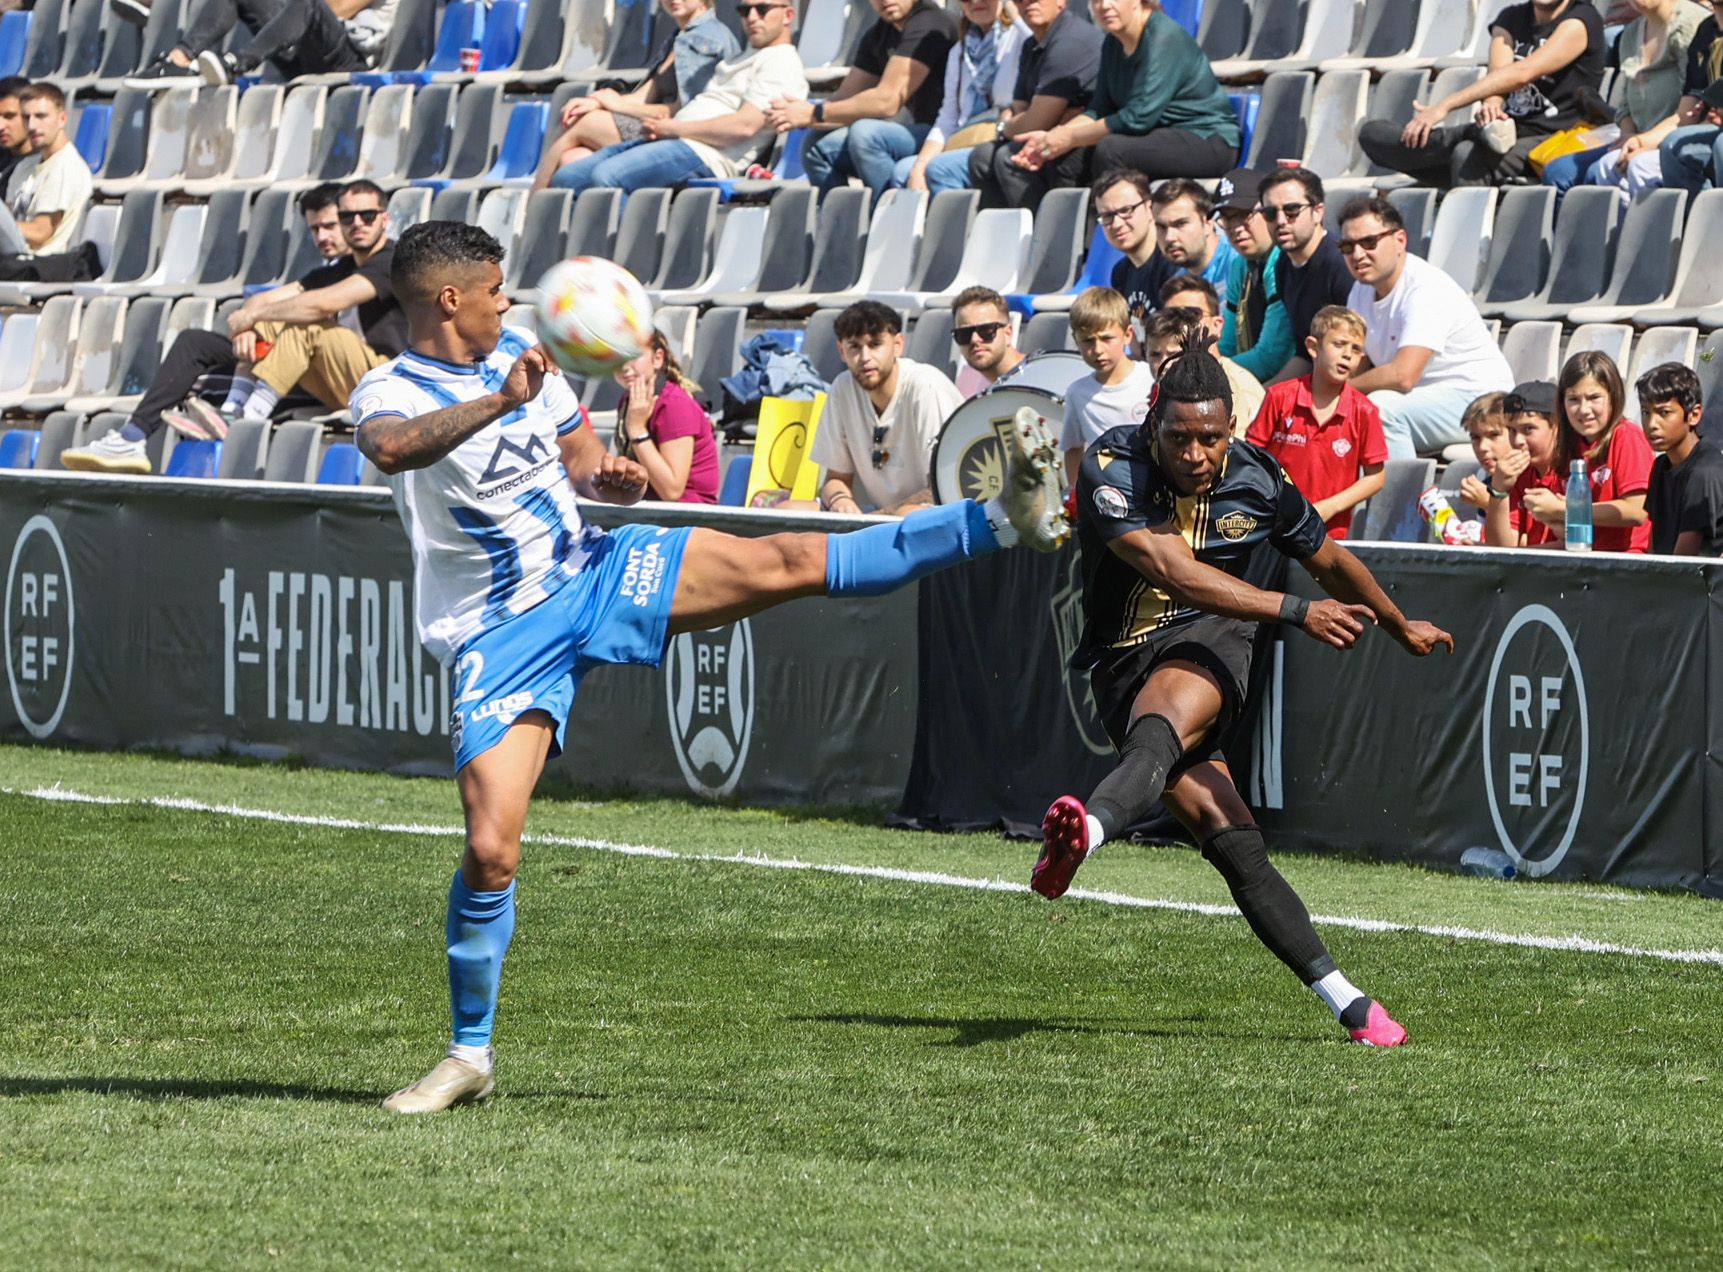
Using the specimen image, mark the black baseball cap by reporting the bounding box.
[1212,168,1264,213]
[1506,380,1557,415]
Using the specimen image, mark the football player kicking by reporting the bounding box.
[1031,341,1453,1047]
[353,222,1068,1112]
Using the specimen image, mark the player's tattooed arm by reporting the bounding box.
[360,346,558,473]
[1302,539,1455,657]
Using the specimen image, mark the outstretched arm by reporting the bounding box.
[558,419,649,505]
[1300,537,1454,656]
[359,345,555,474]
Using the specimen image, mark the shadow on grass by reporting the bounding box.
[1,1076,612,1105]
[791,1011,1227,1048]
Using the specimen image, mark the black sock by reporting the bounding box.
[1089,713,1183,840]
[1338,998,1373,1030]
[1201,825,1335,983]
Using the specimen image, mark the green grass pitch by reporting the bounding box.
[3,744,1721,1269]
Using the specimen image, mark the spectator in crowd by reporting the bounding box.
[1009,0,1239,188]
[1338,196,1514,459]
[1103,173,1236,346]
[613,329,721,504]
[552,2,808,194]
[1245,306,1387,539]
[1357,0,1607,188]
[1640,361,1723,554]
[0,76,34,190]
[0,83,93,282]
[125,0,399,85]
[949,284,1024,397]
[532,0,739,192]
[1261,167,1354,381]
[1453,390,1516,518]
[1548,349,1654,550]
[1484,380,1566,547]
[892,0,1026,194]
[1544,0,1708,199]
[1657,2,1723,193]
[1060,285,1153,487]
[966,0,1103,210]
[812,300,961,514]
[769,0,957,198]
[1156,272,1263,429]
[61,183,397,473]
[1214,169,1294,384]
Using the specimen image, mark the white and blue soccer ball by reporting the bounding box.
[536,255,655,378]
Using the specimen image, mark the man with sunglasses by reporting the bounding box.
[1260,167,1353,385]
[1213,168,1295,385]
[812,300,963,514]
[949,285,1024,397]
[62,180,401,472]
[1338,196,1513,459]
[1101,173,1235,352]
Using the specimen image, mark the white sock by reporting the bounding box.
[1310,970,1365,1021]
[448,1042,493,1073]
[241,381,280,422]
[221,376,255,414]
[981,497,1019,547]
[1085,814,1105,851]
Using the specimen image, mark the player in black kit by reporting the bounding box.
[1032,340,1453,1046]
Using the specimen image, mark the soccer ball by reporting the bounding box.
[535,256,655,377]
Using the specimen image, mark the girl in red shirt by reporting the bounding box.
[1529,351,1653,553]
[613,330,721,504]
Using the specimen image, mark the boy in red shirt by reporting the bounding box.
[1245,305,1386,538]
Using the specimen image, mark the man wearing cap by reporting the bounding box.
[1214,168,1293,384]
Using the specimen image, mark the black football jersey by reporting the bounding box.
[1073,427,1327,662]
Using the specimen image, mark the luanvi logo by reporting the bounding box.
[5,514,75,739]
[666,620,755,797]
[1482,604,1589,877]
[480,432,552,483]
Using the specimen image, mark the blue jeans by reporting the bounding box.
[1369,384,1485,460]
[801,119,929,197]
[1541,142,1612,196]
[888,147,975,193]
[1658,123,1723,195]
[547,138,711,196]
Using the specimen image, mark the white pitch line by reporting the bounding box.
[12,784,1723,969]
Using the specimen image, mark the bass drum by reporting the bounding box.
[931,352,1090,505]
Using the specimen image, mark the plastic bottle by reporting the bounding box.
[1565,458,1592,553]
[1459,846,1518,879]
[1419,486,1483,546]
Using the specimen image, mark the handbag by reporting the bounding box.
[1526,124,1594,176]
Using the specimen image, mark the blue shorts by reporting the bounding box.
[449,523,692,771]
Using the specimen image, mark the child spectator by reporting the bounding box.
[613,329,721,504]
[1060,285,1154,488]
[1158,272,1263,431]
[1244,306,1386,539]
[1549,350,1654,552]
[1453,391,1515,516]
[1639,361,1723,555]
[1486,380,1567,548]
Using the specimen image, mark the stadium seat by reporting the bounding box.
[798,0,869,85]
[194,187,290,298]
[73,104,110,174]
[33,411,79,470]
[567,0,672,86]
[0,426,39,469]
[1498,186,1619,322]
[92,201,205,298]
[1356,458,1437,542]
[801,309,843,383]
[0,299,74,412]
[55,0,103,86]
[778,189,927,311]
[100,84,198,193]
[1242,72,1313,169]
[216,417,270,479]
[1196,0,1248,58]
[1501,321,1562,384]
[94,86,151,186]
[718,453,751,506]
[264,420,323,484]
[504,188,572,300]
[1566,324,1633,371]
[1211,0,1351,79]
[651,187,719,292]
[1697,331,1723,430]
[474,0,567,83]
[430,186,480,224]
[476,187,531,261]
[1626,326,1698,385]
[179,86,237,187]
[656,205,771,305]
[737,186,866,309]
[468,0,524,74]
[1317,0,1422,71]
[611,186,672,288]
[881,207,1033,312]
[651,305,694,360]
[1430,65,1488,126]
[477,101,550,187]
[1160,0,1204,39]
[422,0,486,77]
[1363,0,1476,70]
[1564,188,1687,325]
[705,185,817,306]
[565,187,623,261]
[1020,310,1076,356]
[351,84,415,183]
[1472,186,1554,317]
[317,442,368,485]
[22,295,124,414]
[515,0,605,86]
[424,82,502,187]
[1425,187,1497,292]
[227,85,314,190]
[21,0,61,79]
[686,306,746,414]
[1029,222,1126,315]
[61,295,172,417]
[905,307,958,381]
[1002,187,1089,309]
[1385,186,1438,258]
[1300,69,1369,179]
[1228,91,1259,162]
[165,438,222,479]
[1433,0,1497,68]
[387,186,433,236]
[865,189,978,308]
[298,85,368,186]
[396,83,460,183]
[1592,189,1723,326]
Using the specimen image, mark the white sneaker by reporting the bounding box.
[382,1050,495,1114]
[1000,406,1069,552]
[60,429,150,474]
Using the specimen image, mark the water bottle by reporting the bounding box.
[1565,458,1592,553]
[1459,846,1518,879]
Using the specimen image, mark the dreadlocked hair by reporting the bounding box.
[1146,328,1232,429]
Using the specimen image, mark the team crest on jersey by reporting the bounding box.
[1332,437,1353,458]
[1093,485,1129,519]
[1591,465,1611,486]
[480,433,552,483]
[1216,511,1257,541]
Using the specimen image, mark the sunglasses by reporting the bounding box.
[1094,198,1145,226]
[1261,201,1310,222]
[735,2,786,14]
[871,424,890,469]
[952,321,1006,345]
[1336,229,1394,256]
[337,208,383,225]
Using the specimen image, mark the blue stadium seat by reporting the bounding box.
[477,0,525,71]
[1160,0,1203,39]
[164,439,222,479]
[719,454,751,507]
[481,101,550,183]
[73,105,110,174]
[0,426,39,469]
[1228,91,1260,162]
[317,442,368,485]
[425,0,486,75]
[0,11,31,78]
[1016,223,1124,316]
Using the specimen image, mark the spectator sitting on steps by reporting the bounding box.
[124,0,399,87]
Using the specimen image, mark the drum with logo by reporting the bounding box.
[931,351,1089,505]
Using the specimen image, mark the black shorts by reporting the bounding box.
[1088,615,1258,771]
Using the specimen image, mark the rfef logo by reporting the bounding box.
[666,620,755,797]
[1482,604,1589,877]
[5,515,75,739]
[1048,551,1112,757]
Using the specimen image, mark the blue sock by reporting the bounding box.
[446,872,517,1048]
[120,422,145,442]
[825,500,1002,598]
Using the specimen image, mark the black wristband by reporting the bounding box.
[813,100,825,124]
[1279,594,1310,627]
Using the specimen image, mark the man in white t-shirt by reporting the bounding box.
[0,83,91,264]
[813,300,963,514]
[1338,195,1513,459]
[548,1,809,194]
[1060,286,1154,489]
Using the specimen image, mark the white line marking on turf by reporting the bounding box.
[13,785,1723,969]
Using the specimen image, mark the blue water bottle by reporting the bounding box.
[1565,458,1592,553]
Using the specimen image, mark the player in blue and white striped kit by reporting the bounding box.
[358,222,1068,1112]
